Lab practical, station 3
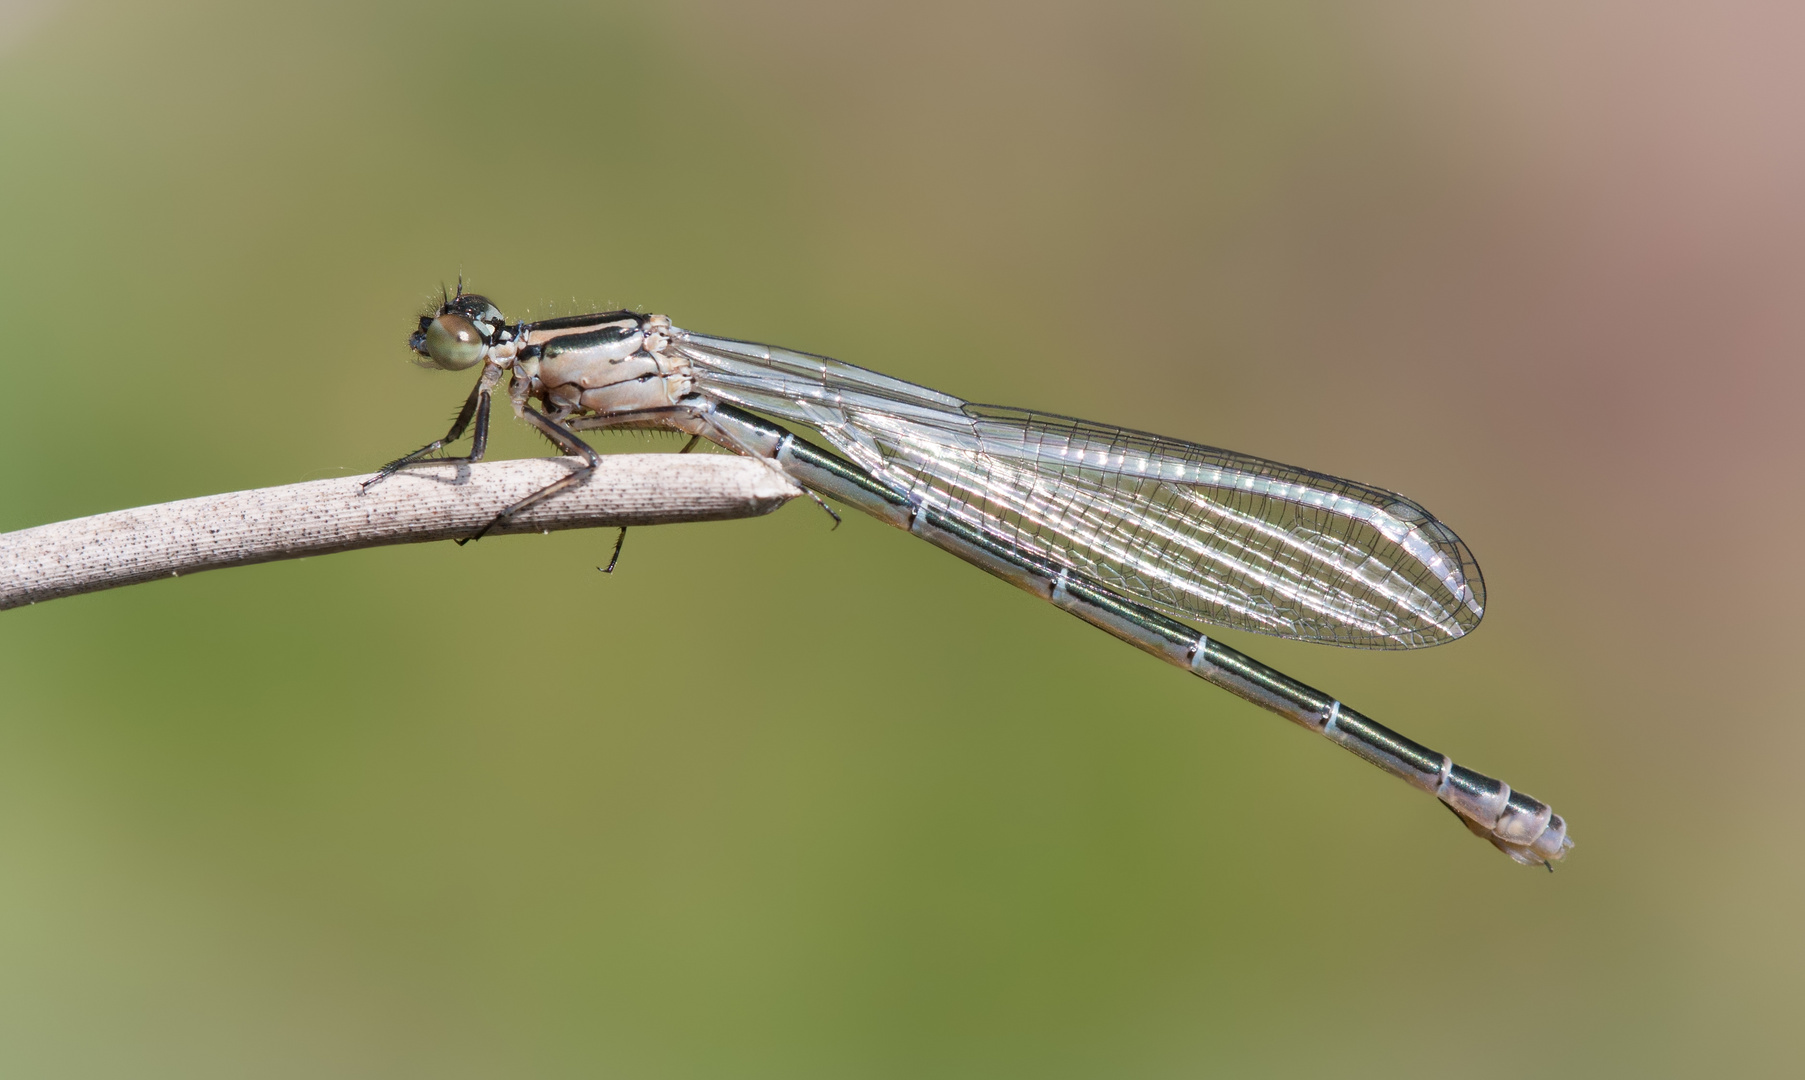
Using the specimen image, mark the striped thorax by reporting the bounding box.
[513,311,694,417]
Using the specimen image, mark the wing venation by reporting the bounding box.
[674,331,1485,649]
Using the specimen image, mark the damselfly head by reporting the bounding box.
[409,292,507,371]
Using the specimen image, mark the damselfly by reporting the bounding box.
[366,286,1572,867]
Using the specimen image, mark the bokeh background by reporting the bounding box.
[2,1,1800,1076]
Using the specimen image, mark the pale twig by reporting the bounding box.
[0,455,801,611]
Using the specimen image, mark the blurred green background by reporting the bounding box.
[2,1,1800,1076]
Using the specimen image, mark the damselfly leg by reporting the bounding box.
[597,432,701,572]
[600,528,627,573]
[566,406,842,529]
[362,367,498,491]
[459,406,601,544]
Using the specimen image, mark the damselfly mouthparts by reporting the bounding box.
[366,286,1572,867]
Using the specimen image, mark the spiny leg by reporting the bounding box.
[564,404,841,555]
[599,528,628,574]
[462,407,601,543]
[598,432,703,573]
[363,370,496,491]
[562,409,709,568]
[808,490,843,528]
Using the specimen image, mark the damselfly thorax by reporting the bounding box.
[511,312,697,419]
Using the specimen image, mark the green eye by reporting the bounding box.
[423,313,485,370]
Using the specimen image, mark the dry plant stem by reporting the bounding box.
[0,455,801,611]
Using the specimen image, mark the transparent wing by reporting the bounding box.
[673,330,1485,649]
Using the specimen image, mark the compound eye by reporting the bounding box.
[422,313,486,370]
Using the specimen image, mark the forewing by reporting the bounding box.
[674,330,1485,649]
